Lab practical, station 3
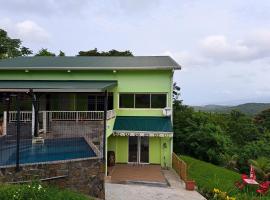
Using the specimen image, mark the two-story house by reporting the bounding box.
[0,56,180,197]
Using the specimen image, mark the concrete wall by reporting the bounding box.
[0,158,105,199]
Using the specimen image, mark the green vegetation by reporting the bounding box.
[0,182,92,200]
[181,155,270,200]
[193,103,270,116]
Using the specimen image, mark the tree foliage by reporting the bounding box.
[173,98,270,175]
[0,29,32,59]
[35,48,56,56]
[77,48,133,56]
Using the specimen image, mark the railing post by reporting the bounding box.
[3,111,7,135]
[76,111,79,122]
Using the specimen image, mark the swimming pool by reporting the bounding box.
[0,137,96,167]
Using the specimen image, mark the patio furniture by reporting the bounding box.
[256,181,270,195]
[235,165,258,190]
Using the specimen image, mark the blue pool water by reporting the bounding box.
[0,137,96,166]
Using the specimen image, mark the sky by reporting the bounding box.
[0,0,270,105]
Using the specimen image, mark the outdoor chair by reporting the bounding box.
[235,165,258,190]
[256,181,270,195]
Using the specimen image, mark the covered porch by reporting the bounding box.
[0,80,117,168]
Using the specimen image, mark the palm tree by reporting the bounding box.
[249,157,270,181]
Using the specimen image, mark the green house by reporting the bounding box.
[0,56,180,171]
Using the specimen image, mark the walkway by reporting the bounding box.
[106,168,206,200]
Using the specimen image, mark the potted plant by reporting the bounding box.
[185,180,196,191]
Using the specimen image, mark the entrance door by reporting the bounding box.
[140,137,149,163]
[128,136,149,163]
[128,136,138,162]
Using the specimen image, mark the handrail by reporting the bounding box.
[7,110,116,122]
[172,152,188,182]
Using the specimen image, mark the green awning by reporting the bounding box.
[0,80,117,92]
[113,116,173,137]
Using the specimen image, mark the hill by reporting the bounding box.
[193,103,270,116]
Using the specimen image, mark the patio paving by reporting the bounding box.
[108,164,166,184]
[106,167,206,200]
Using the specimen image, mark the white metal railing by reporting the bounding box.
[47,111,104,121]
[6,110,116,122]
[8,111,32,122]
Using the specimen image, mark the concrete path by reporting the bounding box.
[105,169,206,200]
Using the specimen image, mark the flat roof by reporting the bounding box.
[0,80,117,92]
[0,56,181,70]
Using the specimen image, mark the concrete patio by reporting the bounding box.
[106,166,206,200]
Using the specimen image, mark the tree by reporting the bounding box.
[58,50,65,56]
[35,48,56,56]
[254,108,270,131]
[77,48,133,56]
[0,29,32,59]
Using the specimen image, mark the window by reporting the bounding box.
[151,94,167,108]
[120,94,134,108]
[119,93,167,109]
[135,94,150,108]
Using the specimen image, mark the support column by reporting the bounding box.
[3,111,7,135]
[103,90,108,161]
[31,104,35,136]
[16,94,21,171]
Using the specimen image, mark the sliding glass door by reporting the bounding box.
[128,136,149,163]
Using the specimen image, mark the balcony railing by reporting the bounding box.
[7,110,116,122]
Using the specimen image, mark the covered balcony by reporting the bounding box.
[0,80,117,168]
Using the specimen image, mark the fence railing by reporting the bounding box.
[8,111,32,122]
[172,152,188,182]
[6,110,116,122]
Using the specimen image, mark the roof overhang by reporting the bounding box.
[0,80,117,93]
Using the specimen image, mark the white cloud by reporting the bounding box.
[200,30,270,62]
[162,50,211,69]
[0,18,50,43]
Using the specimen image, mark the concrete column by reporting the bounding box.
[3,111,7,135]
[32,104,35,136]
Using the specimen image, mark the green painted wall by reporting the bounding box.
[149,137,161,164]
[107,135,172,167]
[106,118,116,137]
[0,70,173,116]
[160,137,172,168]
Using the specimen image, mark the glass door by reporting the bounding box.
[128,136,138,162]
[140,137,149,163]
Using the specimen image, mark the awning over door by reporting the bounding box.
[113,116,173,137]
[0,80,117,92]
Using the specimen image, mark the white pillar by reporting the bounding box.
[3,111,7,135]
[32,104,35,136]
[43,111,47,133]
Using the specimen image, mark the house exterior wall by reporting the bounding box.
[0,69,174,167]
[0,70,173,116]
[107,136,171,167]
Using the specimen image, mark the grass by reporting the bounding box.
[181,155,270,200]
[0,182,93,200]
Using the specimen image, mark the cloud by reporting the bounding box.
[0,0,90,16]
[200,30,270,62]
[0,18,50,43]
[162,50,211,69]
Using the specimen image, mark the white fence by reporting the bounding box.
[3,110,116,135]
[6,110,116,122]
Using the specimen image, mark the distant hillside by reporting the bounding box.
[193,103,270,116]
